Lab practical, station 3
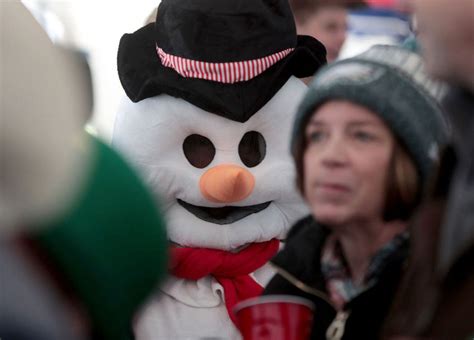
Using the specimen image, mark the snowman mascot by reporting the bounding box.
[112,0,326,338]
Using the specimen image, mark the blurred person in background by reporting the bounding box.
[288,0,366,63]
[383,0,474,339]
[263,44,448,339]
[0,3,167,339]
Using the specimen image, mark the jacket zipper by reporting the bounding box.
[270,263,351,340]
[325,310,350,340]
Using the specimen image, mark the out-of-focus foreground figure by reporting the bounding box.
[415,0,474,92]
[384,0,474,339]
[0,3,167,339]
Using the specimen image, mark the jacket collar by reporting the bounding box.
[271,215,330,291]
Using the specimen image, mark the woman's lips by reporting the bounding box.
[316,182,351,194]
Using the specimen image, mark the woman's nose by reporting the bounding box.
[320,137,349,167]
[199,164,255,203]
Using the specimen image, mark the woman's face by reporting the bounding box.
[303,100,395,226]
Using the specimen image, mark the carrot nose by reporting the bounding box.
[199,164,255,203]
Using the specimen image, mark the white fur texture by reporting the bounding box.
[112,76,309,250]
[134,261,276,339]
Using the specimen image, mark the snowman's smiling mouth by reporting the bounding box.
[177,199,272,225]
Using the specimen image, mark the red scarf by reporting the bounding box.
[170,239,280,324]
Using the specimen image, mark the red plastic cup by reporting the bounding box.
[234,295,314,340]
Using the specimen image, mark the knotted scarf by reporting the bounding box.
[170,239,280,324]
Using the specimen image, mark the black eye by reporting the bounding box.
[183,134,215,168]
[239,131,266,167]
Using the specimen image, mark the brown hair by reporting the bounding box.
[289,0,366,24]
[383,142,420,221]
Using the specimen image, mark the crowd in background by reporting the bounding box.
[1,0,473,339]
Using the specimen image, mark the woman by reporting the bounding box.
[263,45,448,339]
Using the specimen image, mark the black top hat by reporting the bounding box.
[118,0,327,122]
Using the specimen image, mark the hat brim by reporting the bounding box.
[118,23,326,122]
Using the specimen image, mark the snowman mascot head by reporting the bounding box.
[113,0,326,337]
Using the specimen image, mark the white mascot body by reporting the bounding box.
[112,0,326,338]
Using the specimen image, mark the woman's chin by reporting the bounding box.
[312,207,350,227]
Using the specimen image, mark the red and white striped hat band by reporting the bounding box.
[156,45,294,84]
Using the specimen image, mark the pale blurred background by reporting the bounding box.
[22,0,160,142]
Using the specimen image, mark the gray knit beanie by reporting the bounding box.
[292,44,449,187]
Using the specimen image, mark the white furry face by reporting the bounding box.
[112,77,309,250]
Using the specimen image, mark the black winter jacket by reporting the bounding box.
[263,216,409,340]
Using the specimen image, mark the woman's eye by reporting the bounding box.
[307,131,325,143]
[353,131,376,142]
